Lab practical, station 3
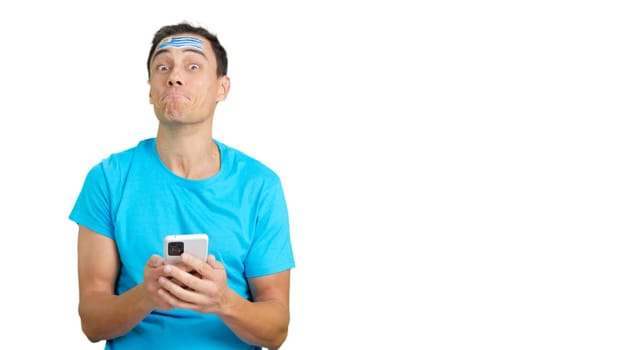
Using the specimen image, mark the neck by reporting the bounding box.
[155,124,220,180]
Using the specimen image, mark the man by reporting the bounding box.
[69,22,295,349]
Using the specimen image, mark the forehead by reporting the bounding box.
[156,34,205,52]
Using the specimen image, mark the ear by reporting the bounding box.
[216,76,231,102]
[148,80,154,105]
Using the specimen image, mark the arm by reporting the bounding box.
[77,225,170,342]
[219,269,291,349]
[157,254,291,349]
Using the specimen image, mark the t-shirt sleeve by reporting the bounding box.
[68,163,115,239]
[245,176,295,278]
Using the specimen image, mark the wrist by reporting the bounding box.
[218,287,242,318]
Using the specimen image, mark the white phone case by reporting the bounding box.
[164,233,209,264]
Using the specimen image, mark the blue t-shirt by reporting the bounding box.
[69,138,295,349]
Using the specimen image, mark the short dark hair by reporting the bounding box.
[147,22,228,79]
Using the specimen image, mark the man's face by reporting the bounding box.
[148,33,228,124]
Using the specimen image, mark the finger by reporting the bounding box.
[158,276,200,309]
[174,262,195,273]
[152,288,175,311]
[186,254,222,281]
[157,288,198,311]
[147,254,165,268]
[207,254,225,270]
[163,264,199,288]
[180,252,204,270]
[167,277,187,288]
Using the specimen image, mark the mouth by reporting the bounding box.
[161,93,189,102]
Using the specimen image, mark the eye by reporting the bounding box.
[156,65,169,72]
[189,63,200,71]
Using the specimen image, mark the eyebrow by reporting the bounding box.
[151,48,207,62]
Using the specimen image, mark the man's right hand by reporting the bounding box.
[143,254,175,311]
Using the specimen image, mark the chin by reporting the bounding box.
[161,106,187,121]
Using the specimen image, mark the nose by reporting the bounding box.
[167,78,183,87]
[167,68,184,86]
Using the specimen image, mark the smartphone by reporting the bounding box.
[164,233,209,264]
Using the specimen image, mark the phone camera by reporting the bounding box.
[168,241,184,256]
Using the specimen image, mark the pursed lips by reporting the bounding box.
[161,91,190,102]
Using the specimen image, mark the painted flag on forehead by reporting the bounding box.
[157,36,203,50]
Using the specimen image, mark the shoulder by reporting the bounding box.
[216,140,281,183]
[96,138,154,176]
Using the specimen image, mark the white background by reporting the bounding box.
[1,1,621,349]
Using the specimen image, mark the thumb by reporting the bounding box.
[207,254,225,270]
[147,254,165,268]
